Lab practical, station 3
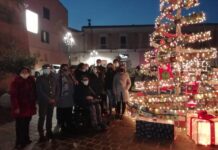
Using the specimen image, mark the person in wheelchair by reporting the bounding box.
[74,75,107,131]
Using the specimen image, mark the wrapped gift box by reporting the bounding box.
[186,113,198,137]
[191,118,218,145]
[187,112,218,145]
[136,117,174,141]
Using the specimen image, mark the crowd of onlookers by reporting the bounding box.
[10,58,131,149]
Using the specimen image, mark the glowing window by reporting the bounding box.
[25,9,38,34]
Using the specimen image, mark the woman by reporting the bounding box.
[74,75,106,131]
[10,67,36,149]
[113,65,131,119]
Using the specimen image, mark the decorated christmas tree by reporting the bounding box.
[129,0,217,118]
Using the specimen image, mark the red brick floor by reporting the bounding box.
[0,109,217,150]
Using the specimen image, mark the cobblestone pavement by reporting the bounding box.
[0,108,217,150]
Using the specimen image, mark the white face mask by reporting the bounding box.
[20,73,30,79]
[114,63,119,67]
[82,80,89,86]
[81,69,86,72]
[43,69,51,75]
[93,69,97,74]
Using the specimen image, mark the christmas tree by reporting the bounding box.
[129,0,217,118]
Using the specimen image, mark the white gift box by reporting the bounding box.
[187,113,218,145]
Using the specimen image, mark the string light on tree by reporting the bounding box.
[129,0,218,119]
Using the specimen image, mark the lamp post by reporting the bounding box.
[63,32,75,65]
[90,50,98,65]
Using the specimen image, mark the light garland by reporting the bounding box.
[132,0,218,121]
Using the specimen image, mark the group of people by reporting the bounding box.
[10,59,131,149]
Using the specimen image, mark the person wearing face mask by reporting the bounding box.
[113,59,120,73]
[96,59,106,74]
[105,63,116,116]
[113,65,131,120]
[74,63,89,82]
[10,67,36,149]
[74,76,107,131]
[55,64,75,135]
[36,64,57,142]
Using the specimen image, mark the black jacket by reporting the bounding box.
[105,70,115,90]
[74,83,96,106]
[89,73,105,96]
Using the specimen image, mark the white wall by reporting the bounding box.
[70,50,141,68]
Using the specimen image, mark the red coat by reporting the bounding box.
[10,76,36,118]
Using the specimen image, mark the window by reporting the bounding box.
[25,9,38,34]
[43,7,50,20]
[120,36,127,48]
[41,31,49,43]
[0,4,12,23]
[100,36,107,49]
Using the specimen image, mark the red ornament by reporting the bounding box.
[186,100,197,108]
[166,14,174,20]
[169,0,178,4]
[160,39,165,45]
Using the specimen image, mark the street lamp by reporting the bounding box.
[90,50,98,65]
[63,32,75,65]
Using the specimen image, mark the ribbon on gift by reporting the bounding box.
[189,116,197,138]
[197,111,216,145]
[198,110,215,120]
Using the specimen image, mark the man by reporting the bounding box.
[105,63,115,116]
[56,64,74,134]
[36,64,57,142]
[74,63,89,82]
[96,59,106,74]
[113,59,120,73]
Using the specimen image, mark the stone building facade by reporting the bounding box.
[0,0,29,57]
[70,25,154,67]
[69,24,218,68]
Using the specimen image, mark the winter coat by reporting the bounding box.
[74,83,96,107]
[113,72,131,102]
[36,74,57,105]
[55,73,74,108]
[10,76,36,118]
[89,73,105,96]
[105,70,115,90]
[74,70,89,82]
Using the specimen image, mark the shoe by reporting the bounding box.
[99,123,107,130]
[14,143,26,149]
[93,126,102,132]
[53,125,61,134]
[119,115,123,120]
[25,140,32,145]
[115,114,120,119]
[38,136,48,143]
[46,132,54,139]
[14,144,22,150]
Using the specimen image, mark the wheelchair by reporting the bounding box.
[72,105,91,130]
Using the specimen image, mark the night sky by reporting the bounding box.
[60,0,218,30]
